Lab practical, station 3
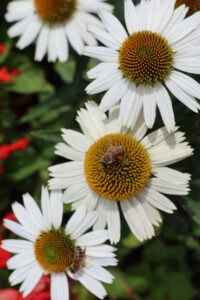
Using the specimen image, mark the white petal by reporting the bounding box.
[16,16,41,49]
[155,83,175,132]
[149,177,190,195]
[165,75,200,113]
[120,200,147,241]
[35,25,50,61]
[77,230,108,246]
[4,219,36,242]
[142,86,156,129]
[105,201,121,244]
[65,205,87,237]
[76,272,107,299]
[99,10,128,44]
[12,202,40,236]
[51,273,69,300]
[41,187,52,230]
[86,245,116,258]
[84,46,118,62]
[72,211,97,239]
[84,264,114,284]
[20,263,43,297]
[50,190,63,229]
[23,193,46,231]
[1,239,33,254]
[61,129,92,152]
[124,0,138,34]
[140,187,177,213]
[88,25,120,50]
[7,251,35,270]
[66,20,84,55]
[100,79,129,112]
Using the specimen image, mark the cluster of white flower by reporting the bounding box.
[3,0,200,299]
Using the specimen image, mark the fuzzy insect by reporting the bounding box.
[102,139,124,165]
[69,247,86,273]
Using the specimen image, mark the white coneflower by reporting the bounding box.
[84,0,200,132]
[2,187,117,300]
[5,0,112,62]
[49,101,193,244]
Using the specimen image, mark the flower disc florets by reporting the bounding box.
[34,0,77,23]
[119,30,173,86]
[84,133,151,201]
[34,229,75,273]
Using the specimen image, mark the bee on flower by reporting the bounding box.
[49,102,193,244]
[2,187,117,300]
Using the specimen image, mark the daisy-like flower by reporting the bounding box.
[49,102,193,244]
[2,187,117,300]
[175,0,200,16]
[5,0,112,62]
[84,0,200,132]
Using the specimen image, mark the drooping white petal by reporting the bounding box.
[104,201,121,245]
[51,273,69,300]
[77,272,107,299]
[84,264,114,284]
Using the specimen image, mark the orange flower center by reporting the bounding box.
[119,30,173,86]
[84,134,151,202]
[34,0,77,23]
[34,229,75,273]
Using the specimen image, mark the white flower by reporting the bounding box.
[5,0,113,62]
[49,101,193,244]
[2,187,116,300]
[84,0,200,132]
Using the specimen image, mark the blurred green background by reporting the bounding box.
[0,0,200,299]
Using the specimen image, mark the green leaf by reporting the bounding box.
[31,129,61,143]
[9,157,50,181]
[6,54,54,94]
[54,57,76,83]
[168,272,197,300]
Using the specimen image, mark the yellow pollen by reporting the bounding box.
[34,229,75,273]
[119,31,173,86]
[175,0,200,16]
[34,0,77,23]
[84,134,151,202]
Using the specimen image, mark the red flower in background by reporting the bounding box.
[0,67,13,83]
[0,276,51,300]
[10,68,20,77]
[0,44,8,55]
[0,238,10,270]
[0,289,20,300]
[0,165,4,173]
[0,66,20,84]
[0,138,30,160]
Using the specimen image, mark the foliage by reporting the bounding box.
[0,0,200,299]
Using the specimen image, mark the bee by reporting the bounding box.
[102,139,123,165]
[69,247,86,273]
